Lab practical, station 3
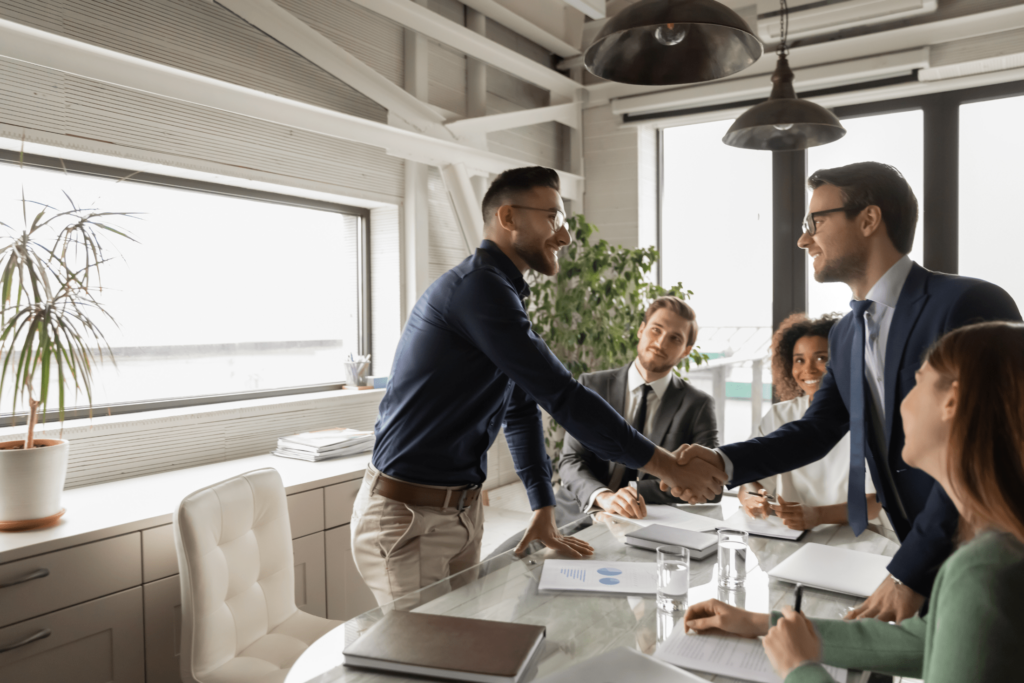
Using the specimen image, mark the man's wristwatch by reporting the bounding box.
[891,575,905,587]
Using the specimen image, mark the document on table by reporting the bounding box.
[655,622,848,683]
[608,505,720,532]
[537,560,657,595]
[535,646,709,683]
[715,510,805,540]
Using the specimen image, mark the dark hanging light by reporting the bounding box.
[584,0,763,86]
[723,0,845,150]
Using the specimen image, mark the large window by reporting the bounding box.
[806,110,924,318]
[662,119,773,329]
[959,94,1024,306]
[0,157,366,417]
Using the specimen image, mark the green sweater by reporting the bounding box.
[774,531,1024,683]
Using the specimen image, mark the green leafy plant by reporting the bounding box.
[527,214,709,457]
[0,188,134,447]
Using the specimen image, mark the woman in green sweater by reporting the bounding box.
[683,321,1024,683]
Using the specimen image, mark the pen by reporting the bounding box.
[794,583,804,613]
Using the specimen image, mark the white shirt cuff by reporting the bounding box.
[584,487,612,514]
[714,448,735,483]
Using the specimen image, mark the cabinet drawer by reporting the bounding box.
[0,533,141,628]
[142,524,178,583]
[143,576,181,683]
[288,488,325,539]
[293,532,327,618]
[325,477,363,529]
[0,586,144,683]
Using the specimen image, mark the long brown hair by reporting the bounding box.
[925,321,1024,544]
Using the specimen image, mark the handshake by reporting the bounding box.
[643,444,729,504]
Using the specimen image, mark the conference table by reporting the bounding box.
[285,495,900,683]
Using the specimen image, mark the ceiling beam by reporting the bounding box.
[0,18,584,201]
[349,0,582,101]
[460,0,580,58]
[559,0,606,20]
[446,102,580,137]
[611,48,930,116]
[587,3,1024,107]
[214,0,452,139]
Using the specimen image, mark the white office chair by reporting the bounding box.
[173,468,341,683]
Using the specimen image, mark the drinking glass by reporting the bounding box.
[656,545,689,612]
[717,529,749,589]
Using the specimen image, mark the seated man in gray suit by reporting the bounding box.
[556,296,720,523]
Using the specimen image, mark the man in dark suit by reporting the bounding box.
[557,296,719,524]
[681,162,1021,623]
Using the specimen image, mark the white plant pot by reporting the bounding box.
[0,439,70,529]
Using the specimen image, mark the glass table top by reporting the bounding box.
[286,496,898,683]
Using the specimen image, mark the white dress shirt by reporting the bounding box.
[742,395,876,508]
[718,256,914,485]
[584,359,672,512]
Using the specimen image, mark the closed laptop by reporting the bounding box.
[624,524,718,559]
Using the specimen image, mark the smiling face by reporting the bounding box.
[900,361,959,499]
[791,335,829,400]
[797,184,869,285]
[508,186,571,276]
[636,307,694,378]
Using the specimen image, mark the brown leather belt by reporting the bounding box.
[373,475,481,511]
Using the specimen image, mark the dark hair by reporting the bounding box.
[771,312,841,400]
[808,162,918,255]
[644,296,698,346]
[925,321,1024,545]
[481,166,560,224]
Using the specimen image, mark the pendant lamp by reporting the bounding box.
[722,0,845,150]
[584,0,762,86]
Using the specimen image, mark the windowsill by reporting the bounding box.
[0,388,385,441]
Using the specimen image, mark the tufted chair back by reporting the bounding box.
[173,468,319,683]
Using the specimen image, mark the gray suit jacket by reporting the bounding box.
[556,363,720,520]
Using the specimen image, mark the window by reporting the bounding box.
[959,94,1024,306]
[662,119,773,329]
[0,157,366,417]
[806,110,925,318]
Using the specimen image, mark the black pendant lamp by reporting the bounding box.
[584,0,763,86]
[723,0,845,150]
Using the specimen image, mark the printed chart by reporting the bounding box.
[539,560,657,594]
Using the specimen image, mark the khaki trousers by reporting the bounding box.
[350,465,484,607]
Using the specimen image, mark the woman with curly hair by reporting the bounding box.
[737,312,881,529]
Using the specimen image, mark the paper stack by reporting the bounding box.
[273,428,375,462]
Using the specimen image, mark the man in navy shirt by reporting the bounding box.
[350,167,726,605]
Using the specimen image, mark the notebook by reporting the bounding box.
[655,619,849,683]
[624,524,719,560]
[715,510,806,541]
[767,543,891,598]
[608,505,720,532]
[342,611,545,683]
[536,646,708,683]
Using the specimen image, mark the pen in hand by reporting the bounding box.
[794,583,804,613]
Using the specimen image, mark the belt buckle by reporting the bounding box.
[456,485,479,512]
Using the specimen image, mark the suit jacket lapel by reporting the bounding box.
[651,376,685,447]
[884,264,929,446]
[609,364,630,416]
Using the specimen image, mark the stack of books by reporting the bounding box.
[273,428,375,462]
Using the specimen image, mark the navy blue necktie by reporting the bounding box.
[848,299,873,535]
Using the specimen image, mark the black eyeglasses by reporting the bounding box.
[510,205,567,231]
[803,206,858,235]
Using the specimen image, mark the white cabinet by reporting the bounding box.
[293,532,327,618]
[143,576,181,683]
[325,524,377,621]
[0,587,144,683]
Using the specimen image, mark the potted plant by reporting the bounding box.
[0,189,133,531]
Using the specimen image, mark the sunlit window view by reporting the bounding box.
[959,95,1024,306]
[806,110,925,318]
[0,163,360,413]
[662,119,773,443]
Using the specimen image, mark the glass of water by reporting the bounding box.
[717,529,749,589]
[656,545,689,612]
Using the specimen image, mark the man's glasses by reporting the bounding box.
[803,206,857,236]
[510,205,567,231]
